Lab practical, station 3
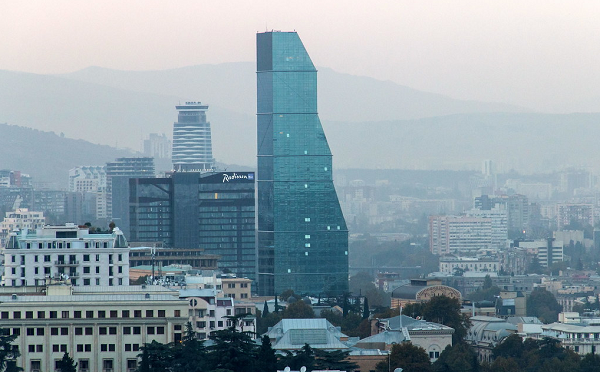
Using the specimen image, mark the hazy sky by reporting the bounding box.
[2,0,600,112]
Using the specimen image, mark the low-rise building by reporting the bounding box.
[1,223,130,287]
[264,319,350,351]
[439,255,500,275]
[466,316,518,363]
[0,283,188,372]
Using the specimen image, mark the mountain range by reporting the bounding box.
[0,62,598,185]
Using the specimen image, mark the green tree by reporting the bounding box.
[56,352,77,372]
[363,297,370,319]
[278,344,315,371]
[207,323,258,372]
[433,343,478,372]
[526,288,562,323]
[422,296,470,343]
[256,335,277,372]
[0,333,20,372]
[402,302,425,318]
[138,340,174,372]
[375,343,432,372]
[262,301,270,317]
[314,349,359,371]
[492,334,523,360]
[487,356,520,372]
[282,300,315,319]
[483,275,493,289]
[257,312,282,335]
[172,322,207,372]
[580,353,600,372]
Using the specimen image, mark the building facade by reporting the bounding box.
[172,102,215,172]
[0,284,188,372]
[1,224,130,287]
[256,31,348,296]
[128,172,255,280]
[0,208,45,248]
[429,215,493,255]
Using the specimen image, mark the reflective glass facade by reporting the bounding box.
[129,172,256,280]
[257,32,348,296]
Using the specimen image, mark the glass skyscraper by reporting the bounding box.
[256,31,348,296]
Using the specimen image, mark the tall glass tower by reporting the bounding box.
[172,102,215,172]
[256,31,348,296]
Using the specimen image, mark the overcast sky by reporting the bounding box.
[2,0,600,112]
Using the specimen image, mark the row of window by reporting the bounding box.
[0,309,176,320]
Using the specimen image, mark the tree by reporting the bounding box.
[402,302,425,318]
[314,349,359,371]
[0,333,20,372]
[56,352,77,372]
[526,288,562,323]
[376,343,432,372]
[433,343,478,372]
[282,300,315,319]
[138,340,174,372]
[483,275,493,290]
[256,335,277,372]
[487,356,520,372]
[207,323,258,372]
[171,322,207,372]
[278,344,315,371]
[262,301,270,317]
[422,296,470,343]
[492,334,523,360]
[580,353,600,372]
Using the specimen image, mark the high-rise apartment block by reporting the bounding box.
[256,31,348,296]
[429,215,493,255]
[129,172,255,280]
[172,102,215,172]
[0,208,45,248]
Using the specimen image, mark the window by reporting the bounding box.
[36,345,43,352]
[110,310,118,318]
[62,311,69,319]
[85,327,93,335]
[125,344,132,351]
[28,345,35,353]
[157,327,165,335]
[175,310,181,317]
[44,255,51,262]
[61,328,68,335]
[109,327,117,335]
[0,312,7,319]
[83,266,90,274]
[134,310,142,318]
[133,327,141,335]
[174,325,182,331]
[157,310,165,318]
[85,344,91,352]
[50,311,57,319]
[27,328,34,336]
[95,254,100,262]
[75,328,83,335]
[51,328,58,335]
[53,344,59,352]
[147,327,155,335]
[122,310,130,318]
[133,344,140,351]
[77,344,84,352]
[12,328,20,336]
[37,328,44,336]
[101,344,107,352]
[218,321,223,328]
[84,279,90,285]
[127,360,137,370]
[86,311,94,319]
[74,311,81,319]
[96,266,100,274]
[25,311,33,319]
[13,312,21,319]
[228,283,235,288]
[146,310,154,317]
[99,327,107,335]
[98,311,106,318]
[83,254,90,262]
[96,278,100,285]
[123,327,131,335]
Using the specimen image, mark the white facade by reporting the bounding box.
[0,209,45,248]
[439,255,500,274]
[0,284,188,372]
[1,224,130,287]
[430,215,493,255]
[68,166,106,193]
[542,322,600,355]
[517,239,563,268]
[466,205,508,249]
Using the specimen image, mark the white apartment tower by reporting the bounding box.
[2,224,130,287]
[172,102,215,172]
[0,209,45,248]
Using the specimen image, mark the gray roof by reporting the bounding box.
[179,288,218,298]
[467,316,518,344]
[0,294,183,303]
[383,315,454,332]
[355,330,409,346]
[264,319,349,350]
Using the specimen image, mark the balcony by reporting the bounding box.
[55,261,79,266]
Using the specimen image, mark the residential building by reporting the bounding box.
[128,247,219,270]
[466,205,508,248]
[0,208,45,248]
[542,321,600,355]
[68,166,106,193]
[1,223,130,287]
[429,215,493,255]
[556,203,594,230]
[128,171,255,280]
[439,255,500,275]
[466,316,518,363]
[0,284,188,372]
[515,239,564,268]
[172,102,214,172]
[221,277,252,300]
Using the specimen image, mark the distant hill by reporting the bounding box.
[61,62,527,123]
[0,123,134,187]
